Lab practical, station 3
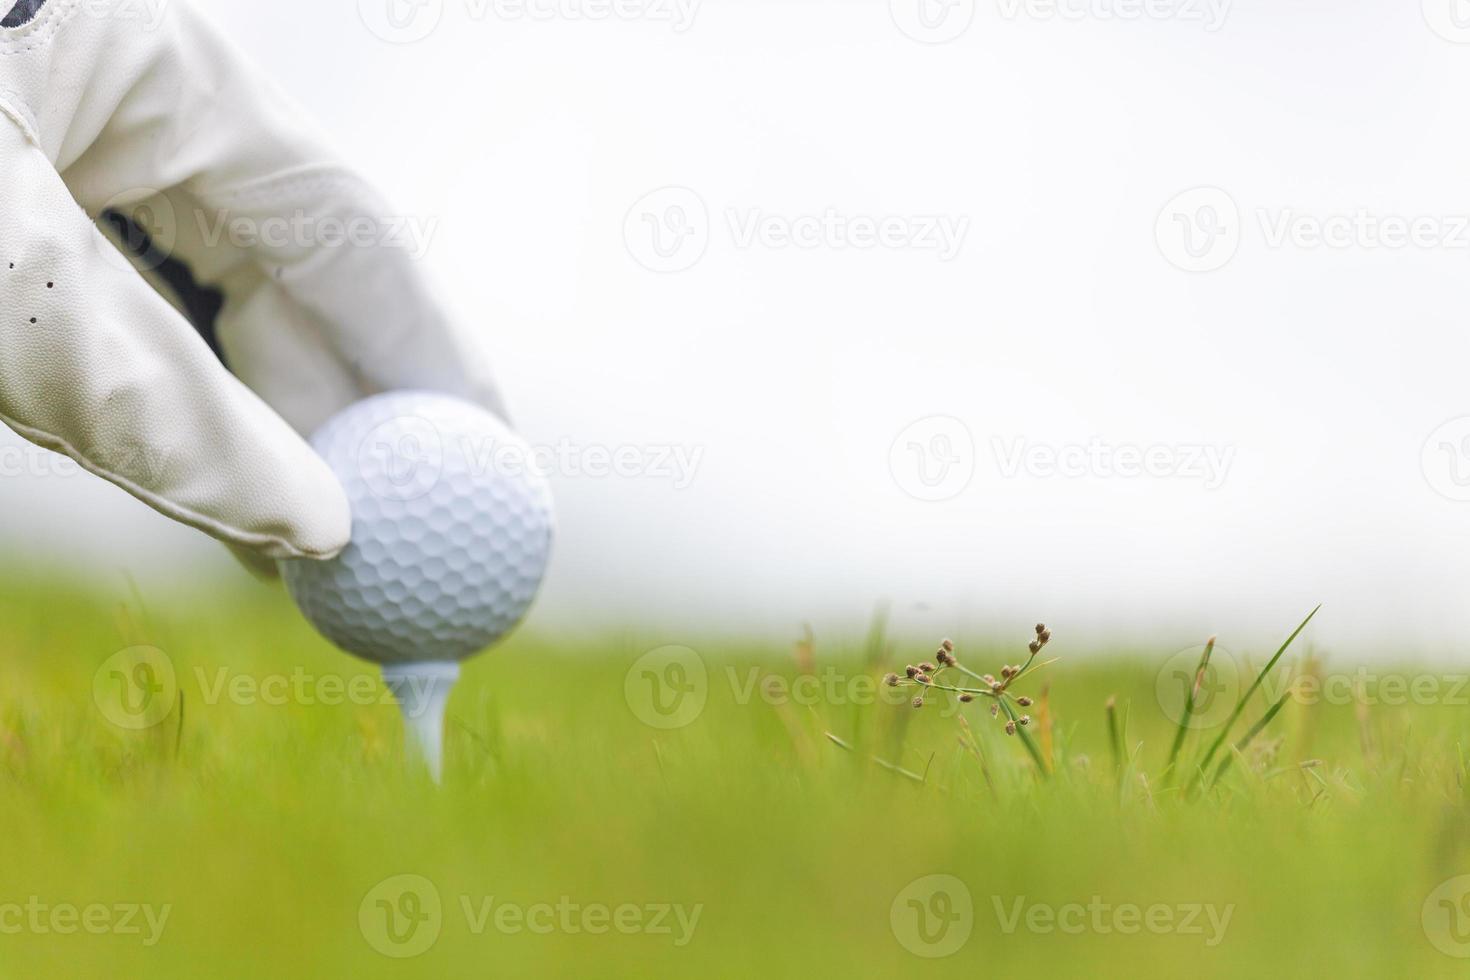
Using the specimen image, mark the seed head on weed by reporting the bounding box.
[885,623,1058,772]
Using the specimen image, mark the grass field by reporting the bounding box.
[2,576,1469,977]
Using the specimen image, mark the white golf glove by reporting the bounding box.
[0,0,506,563]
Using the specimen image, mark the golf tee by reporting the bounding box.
[380,661,460,783]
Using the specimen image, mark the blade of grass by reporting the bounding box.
[1106,696,1124,791]
[996,699,1048,776]
[1119,701,1133,800]
[1354,676,1377,775]
[955,715,996,796]
[823,732,926,783]
[1187,605,1320,797]
[1138,770,1156,811]
[173,690,185,760]
[1162,636,1215,787]
[1038,683,1054,771]
[1208,693,1290,787]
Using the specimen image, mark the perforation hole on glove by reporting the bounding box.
[7,260,49,325]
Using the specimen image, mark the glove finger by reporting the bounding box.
[94,186,361,436]
[40,3,511,426]
[0,121,351,561]
[185,166,509,424]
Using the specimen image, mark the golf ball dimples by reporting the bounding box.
[281,391,553,665]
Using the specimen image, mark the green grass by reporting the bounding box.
[1,576,1469,977]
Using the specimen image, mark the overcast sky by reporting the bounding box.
[6,0,1470,659]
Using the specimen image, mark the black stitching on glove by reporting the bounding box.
[2,0,47,28]
[103,209,230,369]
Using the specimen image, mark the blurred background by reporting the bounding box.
[5,0,1468,657]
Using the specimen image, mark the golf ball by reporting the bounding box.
[280,391,553,665]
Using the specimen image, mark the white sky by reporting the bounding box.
[4,0,1470,658]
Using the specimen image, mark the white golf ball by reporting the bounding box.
[280,391,553,665]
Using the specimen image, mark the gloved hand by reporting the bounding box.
[0,0,506,563]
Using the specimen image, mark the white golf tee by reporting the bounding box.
[380,661,459,783]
